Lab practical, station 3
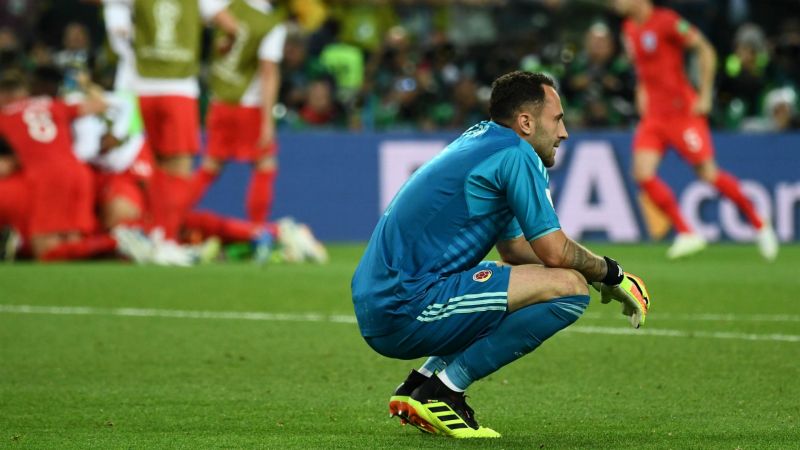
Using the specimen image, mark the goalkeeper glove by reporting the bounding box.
[593,270,651,329]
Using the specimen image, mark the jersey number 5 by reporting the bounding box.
[23,108,57,143]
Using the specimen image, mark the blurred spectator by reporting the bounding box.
[319,30,365,105]
[280,28,327,112]
[54,22,92,93]
[743,87,800,132]
[447,76,487,129]
[394,0,447,46]
[366,26,416,95]
[34,0,104,50]
[0,0,41,44]
[446,0,500,48]
[562,23,634,128]
[297,77,346,128]
[329,0,398,56]
[0,26,22,69]
[289,0,328,34]
[765,87,800,131]
[3,0,797,133]
[716,23,772,128]
[772,18,800,87]
[27,40,54,69]
[371,71,441,131]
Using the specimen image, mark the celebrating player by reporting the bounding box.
[190,0,287,225]
[614,0,779,260]
[0,73,115,261]
[351,72,650,438]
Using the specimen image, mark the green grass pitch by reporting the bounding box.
[1,244,799,449]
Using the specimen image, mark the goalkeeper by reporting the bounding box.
[351,71,650,439]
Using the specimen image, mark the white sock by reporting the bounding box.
[417,367,434,377]
[437,371,465,393]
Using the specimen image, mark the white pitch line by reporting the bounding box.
[0,304,358,324]
[580,312,800,323]
[1,304,799,343]
[565,325,800,343]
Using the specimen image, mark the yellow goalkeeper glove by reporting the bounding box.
[593,272,651,329]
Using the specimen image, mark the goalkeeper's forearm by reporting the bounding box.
[531,230,622,285]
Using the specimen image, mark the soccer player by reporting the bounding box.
[351,72,650,439]
[70,89,153,230]
[183,212,328,264]
[190,0,287,225]
[613,0,779,260]
[0,73,115,261]
[104,0,239,239]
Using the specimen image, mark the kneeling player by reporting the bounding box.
[0,73,117,261]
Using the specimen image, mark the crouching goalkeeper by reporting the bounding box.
[351,71,650,439]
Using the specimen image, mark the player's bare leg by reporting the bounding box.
[694,159,778,260]
[507,265,589,311]
[30,233,62,259]
[158,154,193,177]
[102,197,142,230]
[633,149,705,259]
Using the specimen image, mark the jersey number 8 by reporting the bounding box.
[23,108,57,143]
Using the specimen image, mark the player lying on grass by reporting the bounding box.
[351,71,650,439]
[60,68,326,266]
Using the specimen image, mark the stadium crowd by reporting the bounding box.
[0,0,798,132]
[0,0,795,264]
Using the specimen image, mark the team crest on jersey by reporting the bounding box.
[641,31,658,53]
[472,269,493,283]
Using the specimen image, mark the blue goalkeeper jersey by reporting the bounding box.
[351,121,561,337]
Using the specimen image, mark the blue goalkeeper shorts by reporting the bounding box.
[365,261,512,360]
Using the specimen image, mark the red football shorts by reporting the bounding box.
[28,164,96,236]
[206,102,277,162]
[138,95,200,157]
[633,115,715,165]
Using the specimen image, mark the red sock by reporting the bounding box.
[40,234,117,261]
[714,171,763,229]
[189,166,218,207]
[184,210,259,242]
[640,177,692,233]
[148,169,193,240]
[246,169,276,224]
